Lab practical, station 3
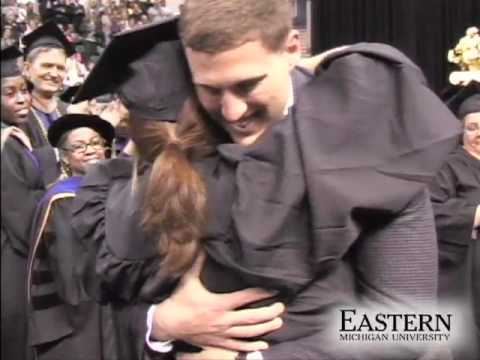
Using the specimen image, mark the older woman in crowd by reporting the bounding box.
[26,113,116,360]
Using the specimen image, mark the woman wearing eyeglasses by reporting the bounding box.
[26,114,116,360]
[52,114,114,176]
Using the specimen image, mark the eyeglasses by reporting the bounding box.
[63,138,107,154]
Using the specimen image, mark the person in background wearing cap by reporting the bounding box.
[48,113,114,177]
[26,113,116,360]
[430,82,480,360]
[1,46,31,130]
[1,45,46,360]
[21,20,76,149]
[70,17,285,360]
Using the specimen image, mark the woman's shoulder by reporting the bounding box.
[81,157,134,186]
[39,176,82,210]
[72,158,156,260]
[441,147,479,173]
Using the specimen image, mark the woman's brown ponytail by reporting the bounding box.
[130,97,220,278]
[142,139,207,278]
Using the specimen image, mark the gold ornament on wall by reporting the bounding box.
[448,26,480,86]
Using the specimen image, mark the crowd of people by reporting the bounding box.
[1,0,179,84]
[1,1,479,360]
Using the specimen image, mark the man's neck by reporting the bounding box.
[32,91,58,113]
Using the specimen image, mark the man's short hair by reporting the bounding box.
[180,0,292,53]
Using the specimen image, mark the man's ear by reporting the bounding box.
[284,29,302,69]
[22,61,31,79]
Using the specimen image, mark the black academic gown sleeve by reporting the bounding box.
[1,135,45,360]
[33,145,61,187]
[71,159,175,360]
[28,177,119,360]
[429,147,480,360]
[1,135,45,254]
[23,111,50,149]
[20,112,61,186]
[430,147,478,245]
[259,190,437,360]
[23,102,68,150]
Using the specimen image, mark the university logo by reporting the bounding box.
[324,303,471,357]
[338,309,452,343]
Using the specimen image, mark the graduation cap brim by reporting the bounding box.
[73,17,179,104]
[47,114,115,147]
[445,81,480,119]
[22,21,76,57]
[1,45,23,78]
[458,94,480,119]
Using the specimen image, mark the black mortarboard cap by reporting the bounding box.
[73,16,192,121]
[458,92,480,119]
[59,85,81,103]
[48,113,115,147]
[1,45,23,78]
[22,21,76,57]
[445,81,480,119]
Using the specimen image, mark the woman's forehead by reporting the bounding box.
[67,127,101,142]
[1,76,27,88]
[464,112,480,124]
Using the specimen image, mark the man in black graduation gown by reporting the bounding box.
[21,21,75,150]
[73,7,462,360]
[430,83,480,360]
[145,1,461,359]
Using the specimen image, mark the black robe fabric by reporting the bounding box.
[21,103,66,186]
[23,101,68,150]
[1,134,47,360]
[27,176,118,360]
[72,158,172,360]
[71,43,461,360]
[195,44,460,360]
[23,110,50,150]
[20,109,62,186]
[430,147,480,360]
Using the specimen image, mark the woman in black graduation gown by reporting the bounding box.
[430,85,480,360]
[27,114,116,360]
[1,46,51,360]
[71,20,208,360]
